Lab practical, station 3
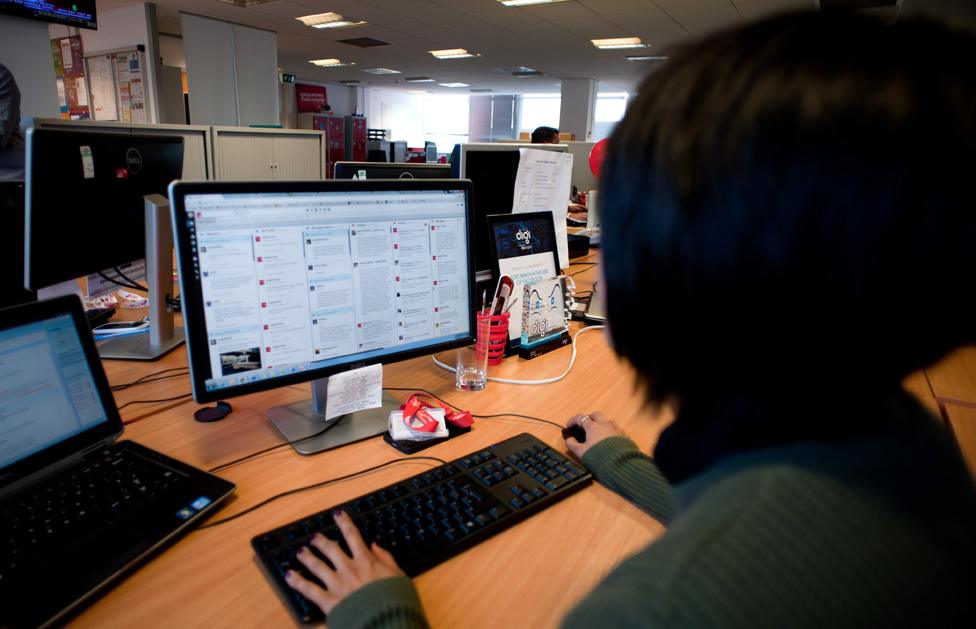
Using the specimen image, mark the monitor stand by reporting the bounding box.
[267,377,400,455]
[98,194,185,360]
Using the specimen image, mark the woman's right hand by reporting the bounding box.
[564,411,627,459]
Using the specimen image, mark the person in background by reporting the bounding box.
[530,125,559,144]
[530,125,586,220]
[282,11,976,628]
[0,62,25,182]
[0,62,32,307]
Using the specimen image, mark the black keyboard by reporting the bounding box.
[253,433,592,623]
[1,447,184,578]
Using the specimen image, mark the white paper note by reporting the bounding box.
[324,364,383,421]
[512,149,574,268]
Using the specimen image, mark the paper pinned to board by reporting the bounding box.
[512,148,574,269]
[324,363,383,421]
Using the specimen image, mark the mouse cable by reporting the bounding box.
[208,419,351,474]
[432,325,606,386]
[568,261,598,267]
[196,456,448,530]
[383,387,564,430]
[117,392,192,412]
[111,367,189,391]
[568,264,599,277]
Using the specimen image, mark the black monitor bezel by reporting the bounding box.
[333,162,451,180]
[169,178,478,404]
[0,295,123,496]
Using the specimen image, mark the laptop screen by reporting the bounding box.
[0,313,110,470]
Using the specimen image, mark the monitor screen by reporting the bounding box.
[452,143,567,279]
[24,128,184,290]
[333,162,451,180]
[170,180,476,403]
[0,0,97,30]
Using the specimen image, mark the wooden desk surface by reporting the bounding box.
[76,261,669,628]
[78,258,955,627]
[944,403,976,480]
[925,346,976,407]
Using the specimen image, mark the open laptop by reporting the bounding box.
[0,295,235,628]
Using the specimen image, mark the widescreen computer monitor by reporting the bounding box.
[169,179,476,454]
[25,127,186,360]
[449,142,568,283]
[24,128,184,290]
[333,162,451,180]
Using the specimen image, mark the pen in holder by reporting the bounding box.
[476,311,510,366]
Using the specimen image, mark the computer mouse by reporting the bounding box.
[561,425,586,443]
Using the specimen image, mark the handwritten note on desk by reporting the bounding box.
[325,364,383,421]
[512,148,574,269]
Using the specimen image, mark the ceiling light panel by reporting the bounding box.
[430,48,480,59]
[296,12,366,29]
[364,68,401,75]
[439,82,470,88]
[498,0,571,6]
[309,58,355,67]
[591,37,647,50]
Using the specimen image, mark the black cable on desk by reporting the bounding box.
[98,271,144,292]
[208,423,340,474]
[568,263,599,277]
[117,393,192,411]
[113,266,149,292]
[208,389,563,475]
[196,456,448,530]
[111,367,189,391]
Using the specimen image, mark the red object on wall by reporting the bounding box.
[312,115,346,178]
[347,117,367,162]
[296,83,328,113]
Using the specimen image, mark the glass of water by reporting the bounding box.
[456,316,491,391]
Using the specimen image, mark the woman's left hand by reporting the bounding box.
[285,510,406,615]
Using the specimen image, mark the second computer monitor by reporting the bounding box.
[24,128,184,291]
[450,142,568,283]
[333,162,451,180]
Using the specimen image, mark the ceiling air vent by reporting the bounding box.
[220,0,281,7]
[338,37,391,48]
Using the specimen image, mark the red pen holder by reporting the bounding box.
[476,311,510,366]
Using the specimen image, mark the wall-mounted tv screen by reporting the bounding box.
[0,0,97,30]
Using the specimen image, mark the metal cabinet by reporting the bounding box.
[212,126,325,181]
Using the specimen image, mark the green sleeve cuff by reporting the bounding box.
[581,435,674,523]
[581,436,645,480]
[327,576,429,629]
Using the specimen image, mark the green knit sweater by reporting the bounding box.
[327,396,976,628]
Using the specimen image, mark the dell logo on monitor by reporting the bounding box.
[126,148,143,174]
[515,228,531,242]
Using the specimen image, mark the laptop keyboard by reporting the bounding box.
[0,446,185,577]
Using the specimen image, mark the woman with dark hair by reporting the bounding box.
[285,11,976,627]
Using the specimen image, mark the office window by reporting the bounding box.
[593,92,629,142]
[519,94,561,135]
[469,94,520,142]
[422,94,470,150]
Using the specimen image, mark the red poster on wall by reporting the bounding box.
[296,83,328,113]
